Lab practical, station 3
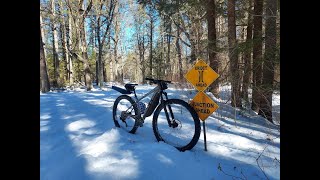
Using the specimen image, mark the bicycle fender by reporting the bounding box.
[112,86,132,94]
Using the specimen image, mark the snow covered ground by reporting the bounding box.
[40,83,280,180]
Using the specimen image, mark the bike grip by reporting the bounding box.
[145,77,154,81]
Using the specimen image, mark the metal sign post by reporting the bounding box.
[203,121,207,151]
[184,59,220,151]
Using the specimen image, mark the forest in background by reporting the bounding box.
[40,0,280,123]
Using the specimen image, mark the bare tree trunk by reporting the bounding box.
[40,13,47,59]
[251,0,264,112]
[141,60,145,83]
[207,0,219,97]
[175,24,183,82]
[97,44,103,85]
[134,54,138,82]
[195,18,204,59]
[259,0,277,122]
[242,0,253,102]
[89,15,96,83]
[138,32,146,83]
[149,12,153,78]
[103,61,107,82]
[116,47,123,83]
[58,0,69,85]
[110,43,114,83]
[95,0,115,87]
[40,23,50,93]
[115,4,120,82]
[80,20,92,90]
[51,0,60,88]
[110,54,114,82]
[160,32,164,79]
[104,35,111,82]
[111,5,119,82]
[166,21,172,79]
[184,40,188,69]
[95,13,103,87]
[190,38,197,62]
[228,0,241,107]
[96,7,104,87]
[78,0,93,91]
[67,7,74,85]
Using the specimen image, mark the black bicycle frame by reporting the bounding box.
[159,90,176,127]
[131,83,175,127]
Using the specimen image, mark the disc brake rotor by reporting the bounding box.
[172,119,182,129]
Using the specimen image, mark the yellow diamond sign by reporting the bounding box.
[190,91,219,121]
[185,59,219,92]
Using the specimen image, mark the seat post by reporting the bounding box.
[133,88,137,99]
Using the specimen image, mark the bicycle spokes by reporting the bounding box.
[115,99,137,131]
[156,103,197,148]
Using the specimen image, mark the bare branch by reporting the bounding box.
[78,0,93,28]
[65,0,74,18]
[83,0,93,18]
[110,35,116,43]
[101,0,115,45]
[256,146,270,180]
[218,163,246,180]
[165,33,191,47]
[69,50,85,63]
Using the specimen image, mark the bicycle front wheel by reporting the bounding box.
[152,99,201,151]
[113,95,140,134]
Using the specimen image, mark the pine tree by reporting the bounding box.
[259,0,277,122]
[228,0,241,107]
[251,0,264,112]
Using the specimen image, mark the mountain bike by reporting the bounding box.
[111,78,201,151]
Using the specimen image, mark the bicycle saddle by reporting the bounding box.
[125,83,138,92]
[111,83,138,94]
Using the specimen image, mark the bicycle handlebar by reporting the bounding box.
[145,78,171,84]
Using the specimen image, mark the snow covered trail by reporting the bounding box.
[40,85,280,180]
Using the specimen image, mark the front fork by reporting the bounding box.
[161,92,177,127]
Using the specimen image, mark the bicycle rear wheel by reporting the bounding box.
[152,99,201,151]
[113,95,140,134]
